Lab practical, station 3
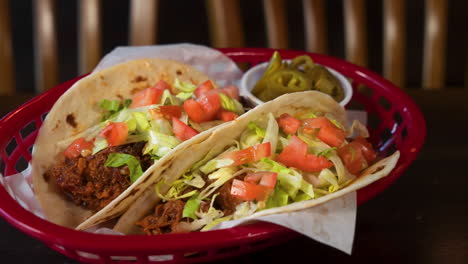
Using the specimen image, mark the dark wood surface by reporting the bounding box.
[1,89,467,264]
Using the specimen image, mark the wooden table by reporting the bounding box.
[1,89,467,263]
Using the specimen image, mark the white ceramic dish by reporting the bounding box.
[240,61,353,107]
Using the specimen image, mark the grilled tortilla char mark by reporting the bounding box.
[44,142,154,212]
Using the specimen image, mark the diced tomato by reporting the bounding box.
[197,91,221,120]
[258,172,278,189]
[154,80,172,92]
[221,142,271,166]
[220,85,240,100]
[218,110,238,122]
[337,142,366,174]
[63,137,94,159]
[301,154,334,172]
[159,105,183,119]
[98,122,128,146]
[276,135,308,166]
[277,113,301,135]
[231,179,269,201]
[276,135,333,172]
[194,80,215,98]
[244,171,277,189]
[130,82,169,108]
[302,117,346,147]
[244,173,263,183]
[338,137,376,174]
[353,136,377,163]
[172,117,199,141]
[184,99,209,123]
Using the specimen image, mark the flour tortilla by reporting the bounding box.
[32,58,220,229]
[113,90,399,234]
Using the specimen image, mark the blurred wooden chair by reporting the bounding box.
[208,0,453,90]
[0,0,457,97]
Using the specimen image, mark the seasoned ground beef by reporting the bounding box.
[136,200,186,235]
[44,142,153,211]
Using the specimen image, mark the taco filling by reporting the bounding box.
[136,110,377,234]
[45,79,244,212]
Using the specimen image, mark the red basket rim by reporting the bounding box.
[0,48,426,254]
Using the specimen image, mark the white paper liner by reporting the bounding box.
[0,43,367,255]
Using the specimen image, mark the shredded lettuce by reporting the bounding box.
[317,168,339,191]
[200,215,232,231]
[299,179,315,198]
[174,78,196,93]
[248,122,266,138]
[293,191,313,202]
[183,173,206,188]
[132,112,150,132]
[160,89,181,105]
[125,117,137,132]
[240,130,262,149]
[199,158,234,174]
[183,193,201,220]
[233,201,258,219]
[199,167,237,200]
[155,179,197,201]
[177,193,225,232]
[105,153,143,183]
[277,136,289,152]
[265,186,289,209]
[316,147,337,158]
[92,138,108,154]
[176,92,193,101]
[277,170,302,198]
[262,113,279,156]
[99,99,120,112]
[255,158,290,174]
[218,93,244,115]
[99,99,131,121]
[143,130,181,158]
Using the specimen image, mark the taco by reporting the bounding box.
[113,90,399,235]
[32,58,244,229]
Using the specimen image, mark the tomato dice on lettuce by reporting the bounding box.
[277,113,301,134]
[184,91,222,123]
[194,80,215,98]
[338,136,377,174]
[172,117,199,141]
[63,137,94,159]
[98,122,128,147]
[130,80,170,108]
[220,142,271,166]
[230,179,270,201]
[302,117,345,147]
[244,171,278,189]
[276,135,333,172]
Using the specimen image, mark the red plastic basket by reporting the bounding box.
[0,48,426,263]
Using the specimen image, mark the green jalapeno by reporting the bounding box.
[256,69,313,101]
[290,55,315,72]
[251,51,284,95]
[252,52,344,103]
[307,66,344,102]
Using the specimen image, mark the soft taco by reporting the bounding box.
[113,90,400,235]
[32,58,245,230]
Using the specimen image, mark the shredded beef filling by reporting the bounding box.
[136,200,186,235]
[44,142,153,211]
[137,178,243,235]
